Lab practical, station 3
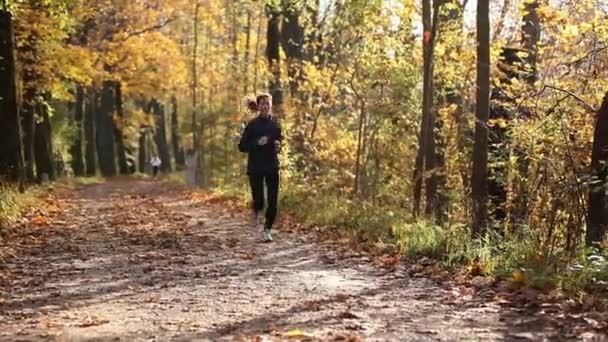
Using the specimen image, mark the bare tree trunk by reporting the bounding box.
[114,82,129,175]
[266,4,283,115]
[281,0,305,96]
[22,87,37,182]
[253,2,263,93]
[96,81,117,177]
[512,0,540,225]
[69,85,85,176]
[0,8,24,183]
[354,99,365,197]
[192,2,200,149]
[471,0,491,238]
[586,93,608,246]
[151,99,172,173]
[171,95,185,168]
[84,88,97,176]
[243,9,252,95]
[191,2,201,184]
[138,125,148,174]
[34,97,54,181]
[414,0,440,219]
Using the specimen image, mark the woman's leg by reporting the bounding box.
[249,174,265,215]
[264,171,279,229]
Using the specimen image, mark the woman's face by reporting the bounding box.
[258,97,271,116]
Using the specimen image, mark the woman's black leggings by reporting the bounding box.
[248,171,279,229]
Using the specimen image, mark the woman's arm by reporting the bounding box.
[238,122,258,152]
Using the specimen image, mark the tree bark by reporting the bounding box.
[34,98,54,181]
[192,2,200,149]
[69,85,85,176]
[138,127,148,174]
[151,99,172,173]
[586,93,608,246]
[512,0,540,225]
[253,2,264,93]
[21,87,37,182]
[266,4,283,115]
[114,82,129,175]
[281,0,305,96]
[243,10,252,95]
[414,0,441,220]
[171,95,185,168]
[472,0,490,238]
[96,81,117,177]
[0,8,24,183]
[84,88,97,176]
[489,48,525,224]
[354,99,365,197]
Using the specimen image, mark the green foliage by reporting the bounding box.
[392,220,447,258]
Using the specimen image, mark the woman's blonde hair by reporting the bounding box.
[242,93,272,112]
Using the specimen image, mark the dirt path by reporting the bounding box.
[0,179,593,341]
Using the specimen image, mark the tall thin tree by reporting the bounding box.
[471,0,491,238]
[586,93,608,246]
[0,4,24,182]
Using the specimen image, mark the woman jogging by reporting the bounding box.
[238,93,282,242]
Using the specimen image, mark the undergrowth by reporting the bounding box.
[0,183,43,229]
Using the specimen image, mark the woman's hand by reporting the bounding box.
[257,136,269,146]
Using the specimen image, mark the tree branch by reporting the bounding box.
[541,85,598,112]
[117,17,177,43]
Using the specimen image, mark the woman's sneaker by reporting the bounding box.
[263,227,273,242]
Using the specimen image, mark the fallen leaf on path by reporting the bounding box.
[251,336,262,342]
[338,311,360,319]
[332,334,361,342]
[77,316,109,327]
[381,255,399,268]
[30,215,49,226]
[240,252,256,260]
[284,329,309,338]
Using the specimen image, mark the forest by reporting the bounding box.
[1,0,608,338]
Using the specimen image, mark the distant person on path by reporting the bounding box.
[150,156,161,178]
[238,93,283,242]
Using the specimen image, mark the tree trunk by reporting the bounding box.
[243,10,252,95]
[266,4,283,115]
[171,95,185,169]
[22,87,36,182]
[84,88,97,176]
[151,99,172,173]
[354,99,365,197]
[0,8,24,183]
[34,98,54,181]
[471,0,491,238]
[414,0,441,219]
[96,81,117,177]
[521,0,540,84]
[69,85,85,176]
[113,82,128,175]
[281,0,305,96]
[489,48,525,225]
[512,0,540,225]
[192,2,200,149]
[253,2,264,92]
[138,127,148,174]
[586,93,608,246]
